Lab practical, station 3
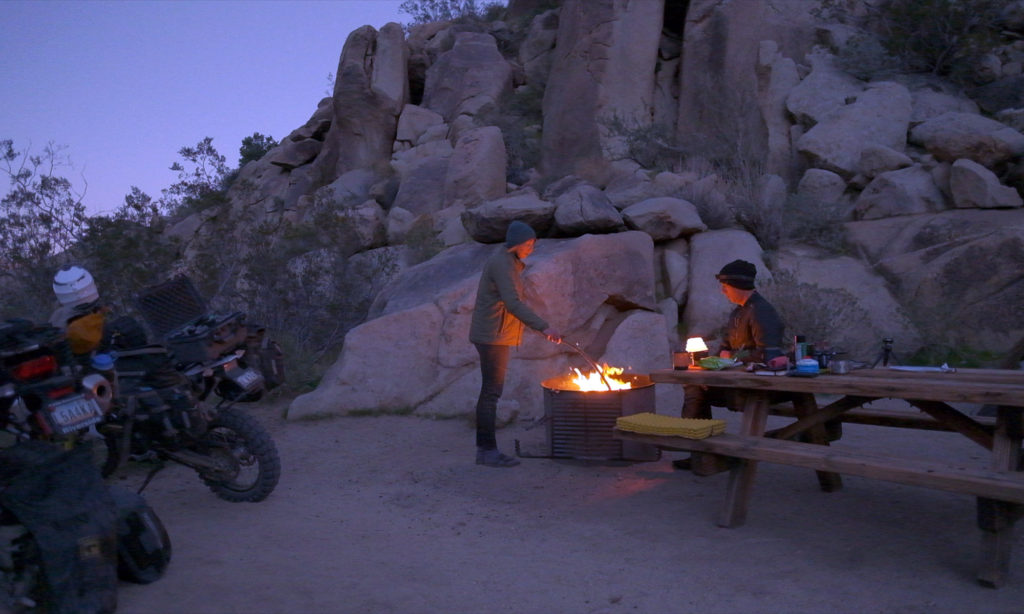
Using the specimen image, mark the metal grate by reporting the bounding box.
[542,374,660,461]
[133,276,208,341]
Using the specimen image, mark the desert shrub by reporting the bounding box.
[683,87,765,172]
[900,299,1003,368]
[240,238,384,385]
[478,85,544,184]
[782,194,853,253]
[671,156,784,250]
[601,110,783,248]
[833,33,901,81]
[405,215,446,264]
[721,161,784,252]
[905,343,1003,368]
[815,0,1006,86]
[601,114,685,172]
[760,270,873,358]
[230,195,403,388]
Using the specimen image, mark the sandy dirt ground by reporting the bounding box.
[112,397,1024,614]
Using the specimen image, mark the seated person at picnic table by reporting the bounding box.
[675,259,786,469]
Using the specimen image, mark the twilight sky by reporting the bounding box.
[1,0,410,216]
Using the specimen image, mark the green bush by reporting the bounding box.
[905,343,1003,368]
[816,0,1006,85]
[238,132,279,167]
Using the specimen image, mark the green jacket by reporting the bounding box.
[469,247,549,346]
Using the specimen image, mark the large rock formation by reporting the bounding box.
[313,23,409,184]
[422,32,513,123]
[677,0,817,163]
[287,232,678,420]
[797,81,913,179]
[846,209,1024,352]
[148,3,1024,422]
[540,0,663,176]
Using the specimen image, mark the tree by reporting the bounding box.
[238,132,279,167]
[159,136,230,218]
[0,139,88,269]
[875,0,1004,82]
[0,139,90,316]
[73,187,180,313]
[399,0,500,25]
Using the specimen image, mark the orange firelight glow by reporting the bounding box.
[569,365,633,391]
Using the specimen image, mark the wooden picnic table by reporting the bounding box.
[613,366,1024,587]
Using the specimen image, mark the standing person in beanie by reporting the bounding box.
[675,259,786,469]
[469,220,562,467]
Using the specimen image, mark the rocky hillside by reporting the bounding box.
[164,0,1024,420]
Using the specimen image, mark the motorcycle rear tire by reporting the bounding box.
[200,408,281,503]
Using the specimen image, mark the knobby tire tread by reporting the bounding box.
[201,408,280,503]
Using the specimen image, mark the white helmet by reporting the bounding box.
[53,265,99,307]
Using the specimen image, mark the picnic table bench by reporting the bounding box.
[613,366,1024,587]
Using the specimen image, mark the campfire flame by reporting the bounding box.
[569,365,633,391]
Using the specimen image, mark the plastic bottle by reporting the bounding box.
[794,335,809,360]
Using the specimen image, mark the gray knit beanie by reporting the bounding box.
[505,220,536,248]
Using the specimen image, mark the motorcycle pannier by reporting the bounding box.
[165,312,248,365]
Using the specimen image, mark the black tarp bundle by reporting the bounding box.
[0,441,118,614]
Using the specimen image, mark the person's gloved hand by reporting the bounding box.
[543,328,563,344]
[767,356,789,371]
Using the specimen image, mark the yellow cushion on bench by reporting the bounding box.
[616,413,726,439]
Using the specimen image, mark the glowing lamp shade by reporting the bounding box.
[685,336,708,367]
[685,337,708,353]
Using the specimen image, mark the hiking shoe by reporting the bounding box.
[476,448,521,467]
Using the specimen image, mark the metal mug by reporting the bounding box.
[832,360,851,375]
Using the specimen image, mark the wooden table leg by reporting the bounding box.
[977,406,1023,588]
[791,393,843,493]
[718,392,770,528]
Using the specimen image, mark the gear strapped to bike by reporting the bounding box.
[90,275,283,503]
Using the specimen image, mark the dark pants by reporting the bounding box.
[681,385,731,419]
[682,385,795,418]
[474,343,510,450]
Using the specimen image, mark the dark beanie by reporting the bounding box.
[716,259,756,290]
[505,220,536,248]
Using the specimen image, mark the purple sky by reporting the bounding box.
[1,0,409,216]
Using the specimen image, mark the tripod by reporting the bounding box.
[871,337,899,368]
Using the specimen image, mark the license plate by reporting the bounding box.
[47,395,104,435]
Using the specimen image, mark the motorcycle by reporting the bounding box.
[0,319,171,613]
[94,275,282,503]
